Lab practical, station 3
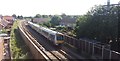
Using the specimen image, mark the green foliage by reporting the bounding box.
[12,14,17,19]
[75,5,118,43]
[42,15,48,18]
[0,29,7,33]
[17,15,23,19]
[34,14,50,18]
[34,14,41,18]
[40,21,51,28]
[10,20,32,59]
[55,26,66,32]
[50,16,62,27]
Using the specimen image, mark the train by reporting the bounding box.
[27,21,64,45]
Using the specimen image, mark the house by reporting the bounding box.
[0,19,8,28]
[32,18,50,24]
[2,16,14,25]
[0,19,8,30]
[2,16,14,29]
[60,16,77,28]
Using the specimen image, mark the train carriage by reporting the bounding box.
[28,21,64,45]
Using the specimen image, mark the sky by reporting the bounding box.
[0,0,119,16]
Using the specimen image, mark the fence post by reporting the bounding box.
[88,42,90,54]
[102,45,104,59]
[92,43,94,56]
[109,50,111,61]
[85,40,86,52]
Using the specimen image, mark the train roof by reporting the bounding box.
[28,21,40,28]
[28,21,62,35]
[41,26,63,35]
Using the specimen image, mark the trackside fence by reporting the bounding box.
[64,35,120,60]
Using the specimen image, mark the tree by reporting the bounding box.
[12,14,17,19]
[34,14,41,18]
[42,15,49,18]
[42,22,51,28]
[50,16,62,27]
[17,15,23,19]
[61,13,66,18]
[75,5,118,43]
[75,5,120,52]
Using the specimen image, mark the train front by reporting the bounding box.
[56,33,64,45]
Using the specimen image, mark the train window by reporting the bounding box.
[50,34,55,41]
[57,35,63,40]
[42,31,47,35]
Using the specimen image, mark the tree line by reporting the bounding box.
[12,4,120,52]
[75,5,120,52]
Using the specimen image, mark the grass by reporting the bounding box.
[10,20,33,59]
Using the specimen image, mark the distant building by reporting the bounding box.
[60,16,77,28]
[0,18,9,30]
[0,19,8,28]
[32,18,50,24]
[2,16,14,24]
[0,15,2,19]
[2,16,14,29]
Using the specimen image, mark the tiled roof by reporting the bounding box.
[3,16,14,20]
[0,19,8,27]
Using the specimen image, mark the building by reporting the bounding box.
[0,15,14,33]
[60,16,77,28]
[0,37,4,61]
[2,16,14,29]
[0,35,10,60]
[0,19,8,30]
[32,18,50,24]
[2,16,14,24]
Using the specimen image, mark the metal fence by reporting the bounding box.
[64,35,120,59]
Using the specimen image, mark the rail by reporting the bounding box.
[19,21,68,61]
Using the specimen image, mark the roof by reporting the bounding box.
[33,18,50,24]
[60,16,77,24]
[0,33,8,37]
[2,16,14,20]
[3,37,10,39]
[0,19,8,27]
[40,26,57,35]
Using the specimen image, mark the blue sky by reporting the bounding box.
[0,0,119,16]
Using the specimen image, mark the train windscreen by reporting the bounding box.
[57,34,64,40]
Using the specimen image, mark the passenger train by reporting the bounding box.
[28,21,64,45]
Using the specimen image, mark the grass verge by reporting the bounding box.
[10,20,33,59]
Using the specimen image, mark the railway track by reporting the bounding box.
[19,21,69,61]
[19,20,120,61]
[24,21,86,60]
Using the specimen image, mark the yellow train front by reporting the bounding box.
[55,33,64,45]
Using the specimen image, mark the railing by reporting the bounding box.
[64,35,120,60]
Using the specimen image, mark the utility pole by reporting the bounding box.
[107,0,110,6]
[107,0,110,11]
